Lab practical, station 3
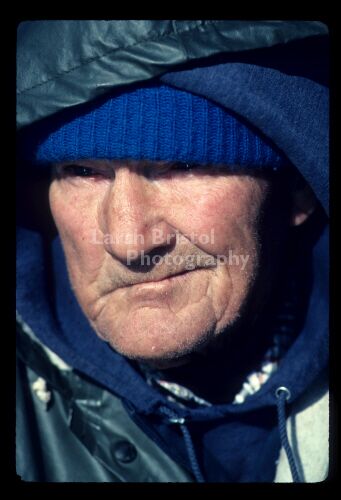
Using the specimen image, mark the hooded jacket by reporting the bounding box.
[16,20,329,483]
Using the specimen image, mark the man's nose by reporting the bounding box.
[101,168,175,263]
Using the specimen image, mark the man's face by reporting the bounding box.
[49,160,281,367]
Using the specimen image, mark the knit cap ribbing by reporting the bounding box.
[34,84,287,168]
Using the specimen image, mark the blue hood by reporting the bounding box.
[16,40,329,482]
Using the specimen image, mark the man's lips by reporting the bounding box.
[123,268,202,301]
[123,269,194,290]
[109,263,216,294]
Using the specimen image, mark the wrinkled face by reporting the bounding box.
[49,160,283,367]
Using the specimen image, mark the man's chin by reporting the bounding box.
[92,305,217,366]
[93,306,247,370]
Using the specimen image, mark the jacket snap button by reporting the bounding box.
[112,440,137,464]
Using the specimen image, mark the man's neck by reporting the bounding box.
[158,317,273,404]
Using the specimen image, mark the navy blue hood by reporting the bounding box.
[16,37,329,482]
[161,37,329,214]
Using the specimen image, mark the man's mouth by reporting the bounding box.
[112,261,216,294]
[123,269,203,302]
[128,269,194,289]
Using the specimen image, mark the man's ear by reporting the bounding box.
[290,179,317,226]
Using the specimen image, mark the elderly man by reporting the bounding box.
[16,21,329,482]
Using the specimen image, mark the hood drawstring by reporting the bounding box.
[161,388,302,483]
[160,406,205,483]
[275,386,301,482]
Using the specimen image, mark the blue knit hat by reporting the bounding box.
[31,83,287,168]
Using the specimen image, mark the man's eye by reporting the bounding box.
[170,162,212,174]
[62,165,97,177]
[144,162,211,180]
[156,162,201,176]
[171,162,195,172]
